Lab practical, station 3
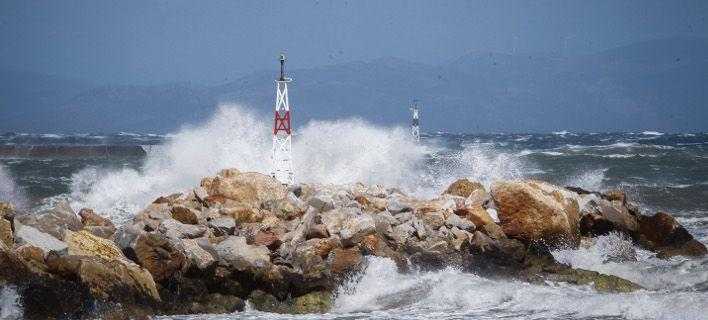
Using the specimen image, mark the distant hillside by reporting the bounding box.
[2,37,707,133]
[0,69,94,130]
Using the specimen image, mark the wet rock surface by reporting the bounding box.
[0,169,705,318]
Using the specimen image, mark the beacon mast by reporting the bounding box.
[271,53,294,185]
[410,100,420,141]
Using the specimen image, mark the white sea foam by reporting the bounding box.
[329,256,708,320]
[564,168,608,191]
[552,233,708,292]
[0,165,27,209]
[0,285,23,319]
[642,131,664,136]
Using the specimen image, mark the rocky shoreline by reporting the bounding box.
[1,168,706,319]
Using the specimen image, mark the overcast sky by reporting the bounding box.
[1,0,706,85]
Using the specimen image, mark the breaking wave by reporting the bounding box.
[65,104,541,223]
[328,256,708,320]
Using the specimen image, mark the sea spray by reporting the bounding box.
[0,165,26,209]
[67,104,538,223]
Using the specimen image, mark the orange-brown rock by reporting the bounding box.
[444,179,484,198]
[491,180,581,247]
[171,205,200,225]
[0,217,13,247]
[78,208,114,227]
[465,206,494,227]
[253,230,281,250]
[203,170,287,206]
[636,212,707,258]
[330,248,362,274]
[134,233,185,282]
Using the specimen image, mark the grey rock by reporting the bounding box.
[209,217,236,236]
[411,217,427,239]
[291,207,318,244]
[308,192,335,212]
[14,222,68,255]
[386,196,411,214]
[445,213,476,232]
[182,238,216,270]
[159,218,208,239]
[339,213,376,246]
[215,236,271,271]
[16,201,81,240]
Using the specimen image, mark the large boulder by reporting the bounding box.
[133,233,186,282]
[78,208,116,239]
[215,236,271,272]
[201,170,287,206]
[58,230,160,301]
[13,222,68,256]
[15,201,82,240]
[444,179,484,198]
[578,198,638,236]
[635,212,707,258]
[491,180,581,247]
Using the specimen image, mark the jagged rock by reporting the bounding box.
[134,233,185,282]
[444,178,484,198]
[78,208,117,239]
[491,180,581,247]
[306,223,330,239]
[14,222,68,256]
[221,205,264,223]
[58,230,161,301]
[339,212,376,246]
[538,265,642,293]
[215,236,271,272]
[292,291,332,314]
[182,238,216,270]
[444,213,475,232]
[209,217,236,236]
[462,205,495,227]
[386,196,411,214]
[579,198,638,236]
[411,217,427,239]
[78,208,113,227]
[247,290,283,313]
[189,293,245,314]
[308,191,336,212]
[15,201,82,240]
[321,207,351,236]
[263,198,301,220]
[355,195,387,212]
[203,170,287,206]
[419,210,446,229]
[468,231,526,276]
[0,217,13,247]
[636,212,707,258]
[158,218,208,239]
[603,189,627,204]
[466,188,491,207]
[330,247,362,275]
[253,230,282,250]
[0,201,14,219]
[171,205,200,225]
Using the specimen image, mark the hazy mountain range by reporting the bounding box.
[2,37,706,134]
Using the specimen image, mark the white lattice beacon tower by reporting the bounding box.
[409,100,420,141]
[271,53,294,185]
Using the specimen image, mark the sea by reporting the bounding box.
[1,105,707,319]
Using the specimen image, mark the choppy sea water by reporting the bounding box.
[1,105,707,319]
